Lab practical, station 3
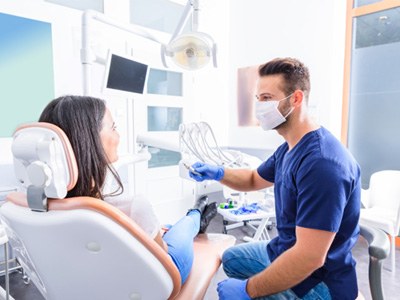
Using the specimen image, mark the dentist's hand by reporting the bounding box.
[189,162,225,182]
[217,278,251,300]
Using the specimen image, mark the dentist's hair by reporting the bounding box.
[258,57,310,101]
[39,95,123,199]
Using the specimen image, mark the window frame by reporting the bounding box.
[341,0,400,143]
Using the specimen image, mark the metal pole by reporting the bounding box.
[4,243,9,300]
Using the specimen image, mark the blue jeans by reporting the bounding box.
[162,210,200,284]
[222,242,332,300]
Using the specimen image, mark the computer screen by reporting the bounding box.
[103,52,148,94]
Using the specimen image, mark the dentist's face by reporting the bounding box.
[100,108,120,163]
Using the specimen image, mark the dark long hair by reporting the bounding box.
[39,95,123,199]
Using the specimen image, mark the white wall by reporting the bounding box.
[226,0,347,152]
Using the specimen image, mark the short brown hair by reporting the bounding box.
[258,57,310,100]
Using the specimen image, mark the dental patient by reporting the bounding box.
[38,95,217,284]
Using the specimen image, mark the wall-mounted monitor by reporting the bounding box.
[103,52,149,95]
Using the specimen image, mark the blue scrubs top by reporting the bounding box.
[257,127,360,299]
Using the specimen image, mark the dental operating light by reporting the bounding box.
[163,32,216,70]
[162,0,217,70]
[82,0,216,94]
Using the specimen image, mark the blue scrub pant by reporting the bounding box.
[222,242,332,299]
[163,210,200,284]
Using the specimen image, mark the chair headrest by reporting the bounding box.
[12,123,78,211]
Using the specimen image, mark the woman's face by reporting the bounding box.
[100,108,120,163]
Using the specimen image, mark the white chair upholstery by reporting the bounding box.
[359,170,400,273]
[0,123,236,300]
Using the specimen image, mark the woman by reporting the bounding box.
[38,95,217,284]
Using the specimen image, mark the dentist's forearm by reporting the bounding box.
[246,227,335,298]
[246,246,318,297]
[221,168,272,191]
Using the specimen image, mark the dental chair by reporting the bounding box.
[0,123,236,300]
[357,224,390,300]
[359,170,400,273]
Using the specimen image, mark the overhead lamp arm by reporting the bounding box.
[170,0,195,43]
[159,0,199,69]
[192,0,200,32]
[169,0,200,42]
[163,0,217,70]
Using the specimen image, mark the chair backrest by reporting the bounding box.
[369,170,400,212]
[11,122,78,211]
[0,123,182,300]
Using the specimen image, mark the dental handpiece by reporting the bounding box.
[183,163,202,176]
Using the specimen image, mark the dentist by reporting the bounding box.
[190,58,361,299]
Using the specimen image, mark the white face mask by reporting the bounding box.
[255,94,294,131]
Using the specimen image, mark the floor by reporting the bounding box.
[0,213,399,300]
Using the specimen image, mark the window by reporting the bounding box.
[353,0,382,8]
[147,106,182,131]
[0,12,54,137]
[147,68,183,96]
[343,1,400,187]
[354,8,400,48]
[147,147,181,168]
[147,106,182,168]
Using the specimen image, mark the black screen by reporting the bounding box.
[106,54,148,94]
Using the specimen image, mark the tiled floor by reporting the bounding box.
[0,213,399,299]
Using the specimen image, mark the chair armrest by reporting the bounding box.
[359,224,390,300]
[176,233,236,300]
[359,224,390,260]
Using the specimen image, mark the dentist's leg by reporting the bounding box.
[222,241,271,279]
[222,243,331,300]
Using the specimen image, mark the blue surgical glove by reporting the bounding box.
[189,162,224,182]
[217,278,251,300]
